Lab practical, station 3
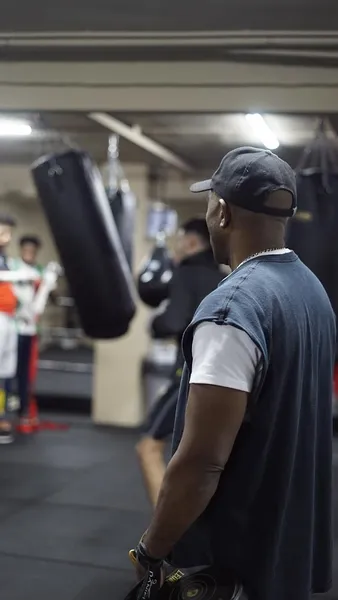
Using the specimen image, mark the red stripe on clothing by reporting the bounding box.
[29,336,39,383]
[0,283,16,315]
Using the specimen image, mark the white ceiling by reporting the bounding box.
[0,111,333,173]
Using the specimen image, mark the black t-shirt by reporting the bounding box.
[151,250,223,374]
[172,253,335,600]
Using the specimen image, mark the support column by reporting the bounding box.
[93,164,152,427]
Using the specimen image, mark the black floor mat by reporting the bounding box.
[0,415,337,599]
[0,500,27,524]
[0,504,148,569]
[75,570,135,600]
[47,458,150,512]
[0,418,149,599]
[0,462,79,501]
[0,554,130,600]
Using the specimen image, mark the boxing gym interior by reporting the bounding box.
[0,3,338,600]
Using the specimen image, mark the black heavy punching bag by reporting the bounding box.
[106,135,136,269]
[138,233,174,308]
[286,121,338,356]
[31,149,137,339]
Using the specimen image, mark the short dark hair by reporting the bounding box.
[19,235,41,248]
[0,213,16,227]
[180,217,210,246]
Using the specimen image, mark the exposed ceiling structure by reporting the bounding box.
[0,111,333,175]
[0,1,336,180]
[113,113,336,169]
[0,32,337,66]
[0,1,337,66]
[0,0,335,32]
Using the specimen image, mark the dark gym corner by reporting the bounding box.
[1,2,338,600]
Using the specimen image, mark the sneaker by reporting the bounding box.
[0,428,14,444]
[16,418,33,435]
[30,417,40,432]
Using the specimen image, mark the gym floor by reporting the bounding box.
[0,415,150,600]
[0,415,337,600]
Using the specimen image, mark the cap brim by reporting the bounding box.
[189,179,212,193]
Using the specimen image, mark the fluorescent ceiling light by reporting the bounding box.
[245,113,279,150]
[0,118,32,137]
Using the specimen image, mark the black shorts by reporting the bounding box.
[144,378,181,441]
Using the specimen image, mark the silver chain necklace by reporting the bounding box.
[235,247,289,271]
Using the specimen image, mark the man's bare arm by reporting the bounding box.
[143,383,248,558]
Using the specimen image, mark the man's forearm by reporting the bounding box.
[143,453,223,559]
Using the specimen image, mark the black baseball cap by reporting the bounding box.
[190,146,297,218]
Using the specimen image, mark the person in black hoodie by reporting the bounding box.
[136,218,225,507]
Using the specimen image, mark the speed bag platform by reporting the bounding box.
[31,150,137,339]
[124,564,247,600]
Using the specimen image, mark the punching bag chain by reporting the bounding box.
[107,134,128,196]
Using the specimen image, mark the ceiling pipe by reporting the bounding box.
[1,32,338,48]
[89,112,193,173]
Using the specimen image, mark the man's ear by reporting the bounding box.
[219,198,230,229]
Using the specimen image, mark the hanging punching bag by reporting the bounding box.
[286,173,323,277]
[137,233,174,308]
[286,124,338,357]
[287,121,338,283]
[287,173,338,358]
[106,135,136,269]
[31,149,137,339]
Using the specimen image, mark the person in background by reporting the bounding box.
[0,218,40,442]
[10,236,59,433]
[136,218,225,507]
[0,214,19,443]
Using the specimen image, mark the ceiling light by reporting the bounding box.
[0,118,32,137]
[245,113,279,150]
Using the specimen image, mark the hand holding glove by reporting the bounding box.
[128,535,165,599]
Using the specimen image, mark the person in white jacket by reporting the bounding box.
[9,236,61,433]
[0,218,41,443]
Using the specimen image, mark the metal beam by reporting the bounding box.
[89,112,192,172]
[0,61,337,113]
[0,85,336,113]
[1,31,338,47]
[1,60,337,85]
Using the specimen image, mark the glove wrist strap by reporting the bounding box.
[136,541,163,570]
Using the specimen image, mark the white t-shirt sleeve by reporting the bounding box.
[189,322,262,393]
